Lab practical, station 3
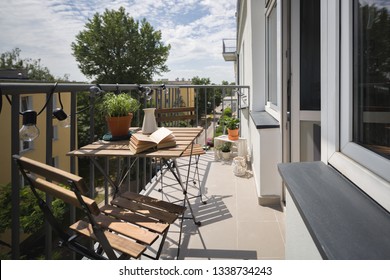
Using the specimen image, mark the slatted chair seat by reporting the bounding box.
[14,155,185,260]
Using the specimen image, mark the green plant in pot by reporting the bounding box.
[220,142,232,152]
[225,117,240,140]
[217,142,232,160]
[101,92,140,137]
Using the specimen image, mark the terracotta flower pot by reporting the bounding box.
[228,128,239,140]
[106,113,133,137]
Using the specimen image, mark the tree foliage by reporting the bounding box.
[0,183,67,234]
[71,7,170,84]
[192,76,222,115]
[0,48,69,81]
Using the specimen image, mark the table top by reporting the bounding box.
[67,127,204,158]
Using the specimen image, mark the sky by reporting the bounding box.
[0,0,236,84]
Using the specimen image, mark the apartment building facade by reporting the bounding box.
[234,0,390,259]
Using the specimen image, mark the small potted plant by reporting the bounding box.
[101,92,140,137]
[225,117,240,140]
[216,142,232,160]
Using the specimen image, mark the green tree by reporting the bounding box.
[0,183,67,234]
[0,48,69,81]
[192,76,222,115]
[71,7,170,84]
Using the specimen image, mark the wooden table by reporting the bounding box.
[67,127,204,226]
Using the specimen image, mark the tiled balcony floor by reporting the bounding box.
[140,151,285,260]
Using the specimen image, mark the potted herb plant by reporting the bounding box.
[101,92,140,137]
[216,142,232,160]
[225,117,240,140]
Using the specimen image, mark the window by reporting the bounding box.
[325,0,390,211]
[300,0,321,111]
[266,0,278,107]
[353,0,390,160]
[52,93,58,109]
[52,156,59,168]
[53,125,58,140]
[20,96,31,112]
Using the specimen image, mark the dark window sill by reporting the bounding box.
[278,161,390,259]
[250,111,279,129]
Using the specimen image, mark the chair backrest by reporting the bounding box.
[155,107,196,126]
[13,155,99,216]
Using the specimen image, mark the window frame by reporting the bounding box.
[337,0,390,182]
[265,0,281,121]
[323,0,390,211]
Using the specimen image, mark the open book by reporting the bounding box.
[129,127,176,154]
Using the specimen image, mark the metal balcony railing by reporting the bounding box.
[0,82,249,259]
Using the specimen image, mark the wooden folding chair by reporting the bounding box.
[13,155,185,260]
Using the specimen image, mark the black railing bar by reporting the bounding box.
[45,91,54,260]
[213,88,216,140]
[204,88,208,145]
[136,159,140,193]
[104,158,109,205]
[69,91,77,260]
[11,95,20,260]
[0,83,249,95]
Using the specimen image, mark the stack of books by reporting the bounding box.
[129,127,176,154]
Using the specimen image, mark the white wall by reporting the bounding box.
[250,0,266,111]
[237,0,266,112]
[237,0,283,203]
[285,190,322,259]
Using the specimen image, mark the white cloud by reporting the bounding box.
[0,0,236,83]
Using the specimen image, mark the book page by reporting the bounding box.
[132,133,155,144]
[149,127,173,144]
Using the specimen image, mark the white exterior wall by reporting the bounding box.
[285,190,322,259]
[250,0,266,111]
[238,0,283,202]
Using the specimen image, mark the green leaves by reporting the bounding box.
[0,183,67,234]
[0,48,68,81]
[101,92,140,117]
[71,7,170,84]
[225,117,240,130]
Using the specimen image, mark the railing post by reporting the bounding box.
[195,88,199,127]
[89,90,95,199]
[45,91,54,259]
[11,95,20,259]
[212,88,216,141]
[69,91,77,260]
[204,88,208,146]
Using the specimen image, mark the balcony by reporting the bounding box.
[0,82,285,260]
[222,39,237,62]
[142,152,285,259]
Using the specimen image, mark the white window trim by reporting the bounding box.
[53,125,59,140]
[338,0,390,182]
[19,140,33,153]
[265,0,282,122]
[322,0,390,211]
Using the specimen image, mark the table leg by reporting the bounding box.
[162,159,200,225]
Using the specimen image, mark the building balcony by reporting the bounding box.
[222,39,237,62]
[0,82,286,260]
[142,152,285,259]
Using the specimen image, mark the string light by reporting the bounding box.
[19,110,40,142]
